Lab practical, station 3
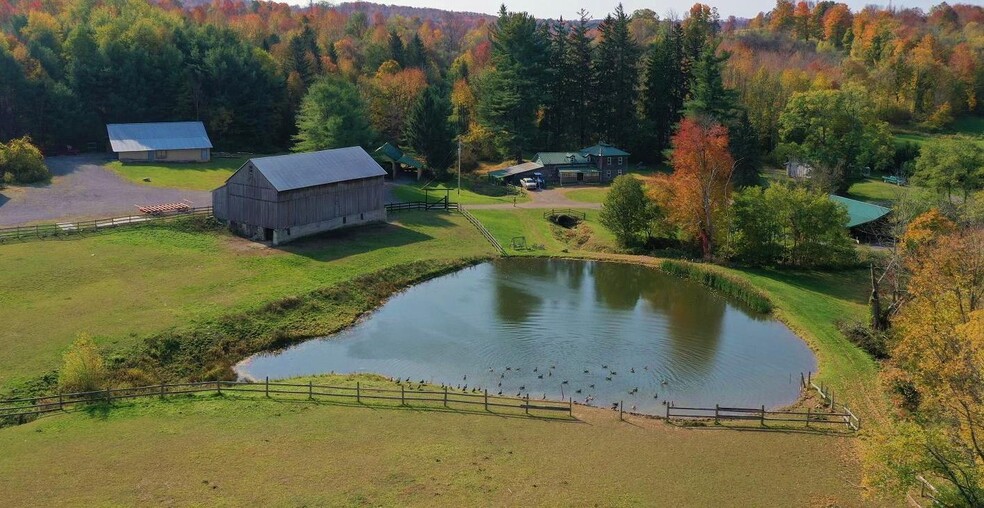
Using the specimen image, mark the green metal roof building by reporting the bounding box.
[828,195,891,228]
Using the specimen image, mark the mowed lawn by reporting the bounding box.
[0,212,493,391]
[563,186,609,203]
[470,208,617,255]
[392,181,530,205]
[105,156,250,191]
[0,385,872,506]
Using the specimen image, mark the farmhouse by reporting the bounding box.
[489,143,629,186]
[211,147,387,245]
[106,121,212,162]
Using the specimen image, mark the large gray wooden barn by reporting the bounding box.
[211,147,387,245]
[106,121,212,162]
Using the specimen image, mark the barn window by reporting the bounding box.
[606,170,611,179]
[617,157,623,165]
[606,156,611,165]
[156,150,167,159]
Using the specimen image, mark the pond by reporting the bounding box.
[236,258,816,414]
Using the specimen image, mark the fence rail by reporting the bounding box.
[0,379,571,424]
[385,200,459,212]
[459,207,506,255]
[542,208,588,220]
[663,403,858,429]
[0,206,213,243]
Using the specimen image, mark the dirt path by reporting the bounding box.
[0,155,211,226]
[465,187,603,210]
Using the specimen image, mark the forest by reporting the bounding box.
[0,0,982,182]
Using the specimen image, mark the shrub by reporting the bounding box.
[659,260,772,313]
[0,136,50,184]
[58,333,108,393]
[836,320,890,359]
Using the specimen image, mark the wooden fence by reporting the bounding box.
[0,379,571,425]
[0,206,213,243]
[384,200,459,212]
[542,208,588,220]
[459,207,506,255]
[659,371,861,431]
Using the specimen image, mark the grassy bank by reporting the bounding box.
[105,157,249,190]
[0,374,870,506]
[0,211,493,394]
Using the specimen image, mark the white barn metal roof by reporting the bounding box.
[106,121,213,152]
[247,147,387,192]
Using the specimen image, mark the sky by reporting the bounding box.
[313,0,949,20]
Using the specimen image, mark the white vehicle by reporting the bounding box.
[519,177,537,190]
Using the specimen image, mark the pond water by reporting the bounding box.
[236,258,816,414]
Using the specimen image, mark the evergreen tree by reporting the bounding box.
[405,87,456,173]
[293,76,375,151]
[593,4,641,148]
[539,20,570,149]
[388,30,405,67]
[476,6,548,161]
[641,23,687,160]
[405,33,426,68]
[566,10,596,146]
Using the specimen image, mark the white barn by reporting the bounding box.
[106,121,213,162]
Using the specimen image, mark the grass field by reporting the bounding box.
[0,212,493,392]
[392,180,530,205]
[470,208,617,255]
[563,186,609,203]
[105,157,249,191]
[0,374,870,506]
[846,178,905,204]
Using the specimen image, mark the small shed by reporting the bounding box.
[488,161,544,185]
[829,194,892,241]
[786,159,814,179]
[375,142,424,180]
[106,121,212,162]
[212,147,387,245]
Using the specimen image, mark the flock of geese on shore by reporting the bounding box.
[391,364,671,412]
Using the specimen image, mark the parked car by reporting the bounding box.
[519,177,538,190]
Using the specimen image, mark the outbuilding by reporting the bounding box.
[829,194,892,242]
[211,147,387,245]
[106,121,212,162]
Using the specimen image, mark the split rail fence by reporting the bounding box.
[0,379,571,425]
[661,371,860,431]
[0,206,213,243]
[542,208,588,220]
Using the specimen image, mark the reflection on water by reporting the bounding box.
[236,259,816,414]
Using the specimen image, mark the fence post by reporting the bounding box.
[58,392,64,410]
[807,371,811,388]
[444,386,448,407]
[401,384,405,406]
[569,397,572,417]
[106,387,111,404]
[160,383,165,399]
[800,372,805,389]
[265,376,269,398]
[806,407,811,428]
[524,394,529,415]
[715,404,719,425]
[830,390,835,410]
[309,381,313,400]
[665,401,670,419]
[484,389,488,411]
[356,382,361,404]
[619,401,623,421]
[760,405,766,426]
[216,380,221,395]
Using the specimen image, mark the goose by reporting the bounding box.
[589,384,595,389]
[605,377,612,381]
[575,389,582,394]
[583,369,589,374]
[562,380,569,385]
[533,367,538,373]
[630,368,635,374]
[519,385,525,391]
[537,374,543,379]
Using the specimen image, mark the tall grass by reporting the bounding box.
[659,260,773,313]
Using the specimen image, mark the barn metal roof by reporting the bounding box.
[829,195,891,228]
[374,142,424,169]
[248,147,387,192]
[106,121,213,152]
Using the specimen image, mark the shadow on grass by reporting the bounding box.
[386,210,460,228]
[659,418,856,436]
[738,267,870,305]
[279,221,435,262]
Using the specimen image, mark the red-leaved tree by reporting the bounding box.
[653,116,735,259]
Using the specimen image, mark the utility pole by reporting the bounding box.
[457,137,462,196]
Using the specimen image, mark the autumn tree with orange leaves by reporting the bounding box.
[652,117,734,259]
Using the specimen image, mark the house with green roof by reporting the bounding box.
[505,142,629,186]
[374,142,424,180]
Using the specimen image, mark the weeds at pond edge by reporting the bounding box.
[658,260,773,314]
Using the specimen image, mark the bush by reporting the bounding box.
[58,333,108,393]
[0,136,50,184]
[836,320,890,359]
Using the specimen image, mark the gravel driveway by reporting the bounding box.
[464,187,602,210]
[0,155,211,226]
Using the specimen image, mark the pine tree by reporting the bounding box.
[405,33,426,68]
[539,20,570,149]
[476,6,548,161]
[641,23,687,160]
[567,10,596,147]
[388,30,405,67]
[593,4,641,148]
[405,87,456,173]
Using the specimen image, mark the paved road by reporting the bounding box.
[0,155,211,226]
